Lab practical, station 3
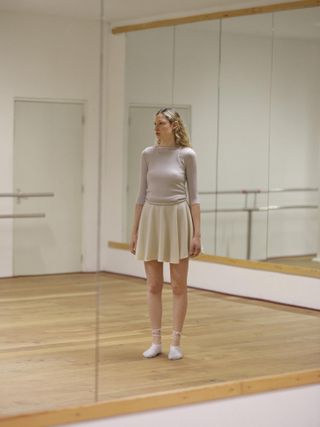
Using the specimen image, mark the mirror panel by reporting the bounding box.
[173,21,220,254]
[216,14,273,260]
[267,8,320,267]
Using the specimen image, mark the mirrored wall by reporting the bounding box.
[125,7,320,270]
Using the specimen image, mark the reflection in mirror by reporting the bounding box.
[0,0,101,416]
[216,14,273,261]
[173,21,220,254]
[267,7,320,270]
[123,8,320,274]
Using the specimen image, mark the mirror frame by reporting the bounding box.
[112,0,320,34]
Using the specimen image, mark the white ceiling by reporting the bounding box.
[0,0,300,25]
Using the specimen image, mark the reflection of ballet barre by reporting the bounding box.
[0,213,46,219]
[199,188,318,210]
[201,204,319,260]
[0,192,54,199]
[199,187,318,195]
[202,205,318,213]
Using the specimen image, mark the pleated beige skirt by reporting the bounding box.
[136,200,193,264]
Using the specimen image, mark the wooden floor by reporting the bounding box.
[0,272,320,418]
[266,255,320,270]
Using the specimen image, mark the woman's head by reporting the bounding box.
[155,107,191,147]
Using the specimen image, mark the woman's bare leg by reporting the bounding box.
[143,260,163,357]
[169,257,189,356]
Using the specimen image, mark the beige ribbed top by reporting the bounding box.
[136,145,199,205]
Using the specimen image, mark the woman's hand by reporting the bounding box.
[189,236,201,257]
[129,233,138,255]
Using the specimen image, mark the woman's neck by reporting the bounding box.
[158,136,176,147]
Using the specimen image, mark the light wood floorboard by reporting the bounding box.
[0,272,319,417]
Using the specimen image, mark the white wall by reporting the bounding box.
[0,12,101,276]
[64,384,320,427]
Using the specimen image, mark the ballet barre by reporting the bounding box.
[0,192,54,219]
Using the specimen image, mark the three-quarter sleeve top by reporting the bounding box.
[136,145,200,205]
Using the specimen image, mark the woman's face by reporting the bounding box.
[154,113,174,140]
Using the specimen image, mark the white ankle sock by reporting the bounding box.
[168,345,183,360]
[168,330,183,360]
[143,343,162,358]
[143,329,162,358]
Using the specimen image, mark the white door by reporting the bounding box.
[13,100,84,275]
[126,105,191,240]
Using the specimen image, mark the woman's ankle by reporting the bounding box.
[171,330,182,346]
[152,328,161,344]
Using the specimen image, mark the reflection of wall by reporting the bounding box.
[174,24,220,254]
[216,29,319,260]
[0,12,101,276]
[269,37,320,257]
[219,33,272,190]
[174,24,220,191]
[126,28,174,105]
[217,28,272,259]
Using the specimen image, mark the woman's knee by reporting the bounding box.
[171,281,187,296]
[148,281,163,294]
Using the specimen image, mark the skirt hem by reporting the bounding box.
[136,200,193,264]
[136,254,190,264]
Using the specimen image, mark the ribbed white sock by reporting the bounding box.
[168,330,183,360]
[143,329,162,358]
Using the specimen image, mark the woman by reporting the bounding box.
[129,107,201,360]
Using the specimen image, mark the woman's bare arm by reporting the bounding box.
[189,203,201,257]
[129,203,143,254]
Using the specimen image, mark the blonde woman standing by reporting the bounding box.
[129,107,201,360]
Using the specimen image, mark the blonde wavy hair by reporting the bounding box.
[156,107,191,147]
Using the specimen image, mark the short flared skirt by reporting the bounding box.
[136,200,193,264]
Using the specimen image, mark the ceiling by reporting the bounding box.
[0,0,300,25]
